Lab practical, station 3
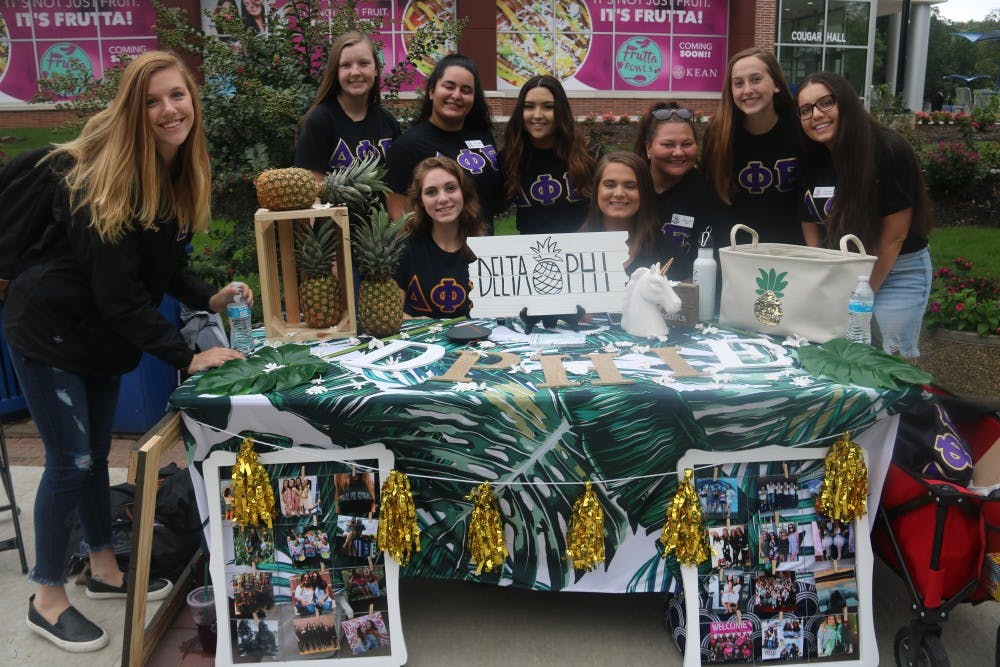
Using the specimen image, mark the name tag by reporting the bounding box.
[465,139,485,149]
[814,186,835,198]
[670,213,695,229]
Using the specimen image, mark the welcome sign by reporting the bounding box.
[467,232,629,318]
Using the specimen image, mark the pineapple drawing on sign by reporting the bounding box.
[531,236,564,295]
[753,268,788,326]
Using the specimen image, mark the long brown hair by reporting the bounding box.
[502,75,594,203]
[406,156,484,258]
[797,72,931,249]
[700,47,795,204]
[49,50,211,242]
[580,152,658,262]
[298,31,383,134]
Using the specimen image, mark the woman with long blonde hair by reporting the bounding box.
[4,51,249,652]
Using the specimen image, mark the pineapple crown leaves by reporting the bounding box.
[294,218,340,277]
[755,268,789,298]
[320,153,390,208]
[352,207,413,281]
[530,235,563,258]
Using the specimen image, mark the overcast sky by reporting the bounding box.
[936,0,1000,22]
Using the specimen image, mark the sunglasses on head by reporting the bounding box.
[797,93,836,119]
[652,107,694,121]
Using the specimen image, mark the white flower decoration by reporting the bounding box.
[602,343,618,353]
[346,337,361,346]
[477,340,496,349]
[428,325,444,334]
[310,378,325,385]
[383,355,401,370]
[614,341,632,348]
[367,338,384,350]
[305,385,329,395]
[657,335,669,342]
[262,362,286,373]
[509,362,530,373]
[700,325,719,335]
[782,334,809,348]
[791,376,815,388]
[632,344,650,354]
[398,331,410,339]
[711,372,736,383]
[453,382,483,392]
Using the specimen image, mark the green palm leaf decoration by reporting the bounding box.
[796,339,932,390]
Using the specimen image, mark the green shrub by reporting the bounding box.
[925,258,1000,336]
[920,142,983,195]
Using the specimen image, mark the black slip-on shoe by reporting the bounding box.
[85,574,173,601]
[26,595,109,653]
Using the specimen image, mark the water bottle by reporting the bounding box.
[846,275,874,345]
[226,284,254,353]
[692,229,718,322]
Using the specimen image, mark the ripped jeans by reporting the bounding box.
[8,349,121,585]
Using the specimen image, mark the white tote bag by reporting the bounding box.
[718,224,876,343]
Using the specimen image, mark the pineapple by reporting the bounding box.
[294,218,343,328]
[352,207,412,338]
[320,154,390,211]
[753,268,788,327]
[530,236,564,295]
[254,168,319,211]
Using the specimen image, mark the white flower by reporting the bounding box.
[367,338,384,350]
[398,331,410,339]
[425,336,441,343]
[509,362,530,373]
[632,344,650,354]
[614,341,632,348]
[346,337,361,346]
[310,378,325,385]
[477,340,496,349]
[528,350,544,361]
[782,334,809,348]
[305,385,329,395]
[657,335,669,342]
[711,372,736,383]
[791,376,815,388]
[262,362,286,373]
[383,355,401,370]
[453,382,479,392]
[428,325,444,334]
[602,343,618,353]
[700,324,719,335]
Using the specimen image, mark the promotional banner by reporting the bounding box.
[0,0,156,104]
[496,0,729,93]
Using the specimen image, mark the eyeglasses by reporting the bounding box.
[797,94,836,119]
[652,107,694,121]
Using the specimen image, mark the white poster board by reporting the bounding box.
[467,232,629,317]
[203,444,406,666]
[676,445,876,667]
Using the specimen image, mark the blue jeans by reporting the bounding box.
[874,247,932,358]
[8,349,121,585]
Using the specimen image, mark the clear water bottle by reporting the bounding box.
[846,275,874,345]
[226,284,254,353]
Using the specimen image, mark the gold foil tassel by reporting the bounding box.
[465,482,508,574]
[376,470,421,566]
[659,469,711,566]
[231,437,277,528]
[565,481,606,572]
[817,431,868,522]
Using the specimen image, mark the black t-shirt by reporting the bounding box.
[797,132,927,254]
[386,120,505,224]
[730,114,803,245]
[653,168,729,280]
[394,235,473,318]
[294,100,400,172]
[508,145,589,235]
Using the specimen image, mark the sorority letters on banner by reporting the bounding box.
[203,444,406,666]
[675,445,876,667]
[466,232,630,318]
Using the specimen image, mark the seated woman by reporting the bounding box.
[395,156,485,319]
[578,152,660,275]
[635,102,727,280]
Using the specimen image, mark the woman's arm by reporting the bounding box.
[801,222,823,247]
[869,208,911,292]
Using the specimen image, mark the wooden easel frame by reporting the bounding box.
[121,410,201,667]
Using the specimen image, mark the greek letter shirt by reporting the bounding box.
[653,168,728,280]
[294,100,400,172]
[394,236,473,318]
[509,145,588,235]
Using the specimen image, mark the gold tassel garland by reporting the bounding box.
[231,437,277,527]
[659,469,710,566]
[377,470,421,566]
[817,431,868,522]
[465,482,508,574]
[565,481,606,572]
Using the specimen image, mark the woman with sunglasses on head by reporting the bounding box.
[635,102,727,281]
[796,72,932,358]
[386,54,504,230]
[701,48,805,245]
[501,75,594,235]
[294,31,400,186]
[579,152,660,276]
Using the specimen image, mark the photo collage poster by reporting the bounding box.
[692,458,862,664]
[205,444,404,665]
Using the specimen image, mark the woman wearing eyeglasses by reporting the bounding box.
[700,48,805,245]
[635,102,727,281]
[796,72,932,358]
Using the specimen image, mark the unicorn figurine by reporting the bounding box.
[621,260,682,337]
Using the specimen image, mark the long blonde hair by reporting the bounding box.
[49,50,211,243]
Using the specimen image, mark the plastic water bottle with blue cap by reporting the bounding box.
[227,283,254,353]
[846,275,874,345]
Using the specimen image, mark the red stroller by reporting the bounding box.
[872,389,1000,667]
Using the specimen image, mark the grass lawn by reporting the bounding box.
[928,226,999,278]
[0,126,69,159]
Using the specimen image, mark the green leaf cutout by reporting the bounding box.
[193,344,328,396]
[756,268,769,291]
[796,338,932,390]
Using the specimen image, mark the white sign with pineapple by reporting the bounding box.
[467,232,630,318]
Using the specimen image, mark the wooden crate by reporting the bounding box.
[254,206,357,341]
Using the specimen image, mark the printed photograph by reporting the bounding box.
[282,524,334,569]
[762,616,804,661]
[342,565,387,604]
[815,569,860,614]
[696,477,741,521]
[706,570,751,615]
[342,611,390,656]
[277,470,323,518]
[290,569,338,617]
[705,619,753,663]
[232,524,274,566]
[708,525,751,569]
[814,520,856,564]
[752,571,797,615]
[334,468,379,517]
[232,618,279,658]
[230,570,274,620]
[294,613,340,656]
[815,612,859,658]
[756,474,800,513]
[758,516,812,570]
[219,479,235,521]
[336,515,380,562]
